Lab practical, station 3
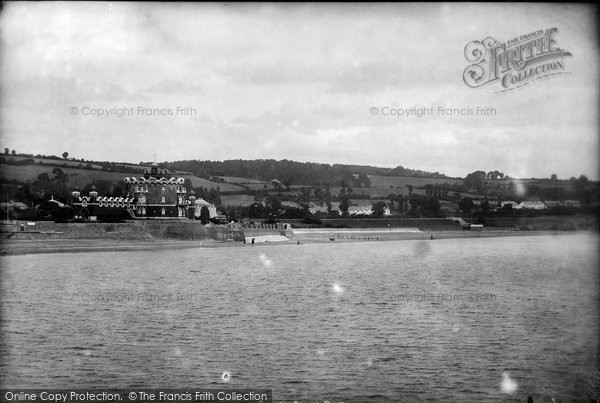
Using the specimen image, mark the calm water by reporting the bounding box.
[1,234,598,402]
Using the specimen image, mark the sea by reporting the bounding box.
[1,233,598,402]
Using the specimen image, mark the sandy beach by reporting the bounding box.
[0,229,588,256]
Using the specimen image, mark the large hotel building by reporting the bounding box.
[70,163,215,221]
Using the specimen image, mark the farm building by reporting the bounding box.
[516,201,546,210]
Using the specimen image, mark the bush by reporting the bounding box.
[303,216,322,225]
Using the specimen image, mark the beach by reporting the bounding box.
[0,228,587,256]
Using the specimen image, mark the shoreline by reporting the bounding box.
[1,229,595,256]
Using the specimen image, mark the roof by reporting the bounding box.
[195,198,215,207]
[348,205,372,210]
[518,201,546,208]
[124,177,185,184]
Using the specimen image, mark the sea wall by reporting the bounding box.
[285,215,598,231]
[286,218,462,230]
[2,220,245,241]
[470,215,599,231]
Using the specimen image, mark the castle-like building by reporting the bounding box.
[70,163,213,221]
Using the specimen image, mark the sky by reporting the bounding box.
[0,2,598,179]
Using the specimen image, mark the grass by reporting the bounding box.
[1,155,106,170]
[0,163,245,192]
[220,194,257,206]
[217,176,269,184]
[368,175,463,188]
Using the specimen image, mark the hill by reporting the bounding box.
[1,151,596,219]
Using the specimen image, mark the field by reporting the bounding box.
[0,163,245,192]
[220,194,257,207]
[3,156,591,206]
[218,176,270,185]
[1,155,106,170]
[368,175,462,188]
[180,176,243,192]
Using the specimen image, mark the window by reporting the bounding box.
[161,207,166,215]
[142,207,146,215]
[162,185,166,191]
[161,195,166,203]
[178,208,184,217]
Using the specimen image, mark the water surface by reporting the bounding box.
[1,234,598,401]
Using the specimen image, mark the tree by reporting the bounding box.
[424,184,434,198]
[371,201,387,217]
[4,148,8,155]
[459,197,474,214]
[52,167,68,182]
[575,175,589,204]
[207,187,218,203]
[576,174,588,186]
[266,195,281,213]
[184,179,193,193]
[37,173,51,182]
[388,193,396,210]
[487,170,503,180]
[11,150,16,156]
[481,199,490,214]
[200,206,210,224]
[298,188,312,209]
[111,180,127,197]
[339,195,350,217]
[406,195,440,217]
[464,171,487,193]
[356,173,371,188]
[550,174,558,181]
[62,152,69,159]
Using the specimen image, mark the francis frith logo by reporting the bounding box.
[463,28,572,92]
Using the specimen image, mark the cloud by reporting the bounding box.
[0,2,597,179]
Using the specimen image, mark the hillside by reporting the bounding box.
[1,152,596,221]
[0,156,244,192]
[0,153,461,192]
